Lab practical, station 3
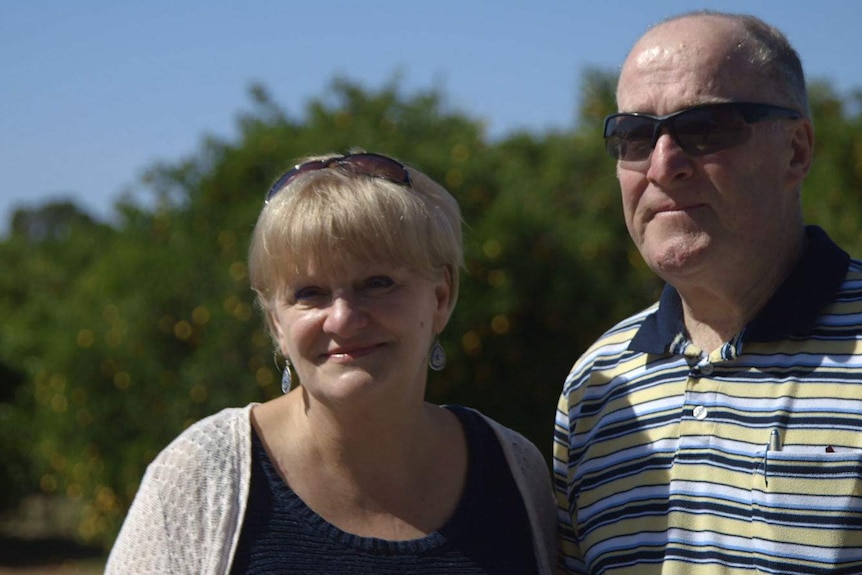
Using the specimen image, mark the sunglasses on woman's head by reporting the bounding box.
[266,152,411,203]
[603,102,802,163]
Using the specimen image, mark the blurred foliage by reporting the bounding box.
[1,70,861,548]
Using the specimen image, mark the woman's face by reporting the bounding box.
[269,256,452,407]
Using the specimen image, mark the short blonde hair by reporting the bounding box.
[249,153,463,330]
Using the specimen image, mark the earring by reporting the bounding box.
[429,337,446,371]
[281,359,293,393]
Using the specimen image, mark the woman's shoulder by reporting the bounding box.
[147,404,256,482]
[444,405,544,467]
[106,405,259,574]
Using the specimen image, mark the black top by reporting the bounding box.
[228,405,537,574]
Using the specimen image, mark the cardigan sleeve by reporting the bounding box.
[104,460,174,574]
[105,405,254,575]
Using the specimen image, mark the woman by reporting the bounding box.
[105,152,557,574]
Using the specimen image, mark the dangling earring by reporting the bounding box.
[281,359,293,393]
[429,337,446,371]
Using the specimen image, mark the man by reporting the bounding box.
[554,10,862,574]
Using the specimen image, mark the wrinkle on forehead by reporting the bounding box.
[618,17,755,111]
[633,43,692,68]
[628,15,746,67]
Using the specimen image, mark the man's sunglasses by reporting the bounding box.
[266,152,411,202]
[603,102,802,162]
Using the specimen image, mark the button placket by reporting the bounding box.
[687,357,716,421]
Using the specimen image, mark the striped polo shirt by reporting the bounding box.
[554,225,862,575]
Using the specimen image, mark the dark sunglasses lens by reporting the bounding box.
[605,116,657,161]
[265,154,409,202]
[266,160,329,201]
[605,105,755,161]
[673,106,750,156]
[338,154,410,184]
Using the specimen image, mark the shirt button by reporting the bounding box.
[700,363,714,376]
[693,405,708,420]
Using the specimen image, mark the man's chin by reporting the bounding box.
[644,239,711,280]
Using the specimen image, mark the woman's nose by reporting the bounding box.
[322,295,368,334]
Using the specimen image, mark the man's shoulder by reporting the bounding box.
[822,256,862,306]
[559,301,663,393]
[585,301,660,352]
[845,257,862,277]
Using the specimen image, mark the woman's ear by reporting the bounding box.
[267,308,289,358]
[433,266,454,334]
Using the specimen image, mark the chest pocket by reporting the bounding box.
[750,447,862,571]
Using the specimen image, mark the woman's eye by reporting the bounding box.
[293,286,326,302]
[363,276,395,290]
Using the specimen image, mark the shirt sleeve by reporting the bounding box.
[554,390,587,574]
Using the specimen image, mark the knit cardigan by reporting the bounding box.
[105,404,557,574]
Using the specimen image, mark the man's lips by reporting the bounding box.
[653,202,705,215]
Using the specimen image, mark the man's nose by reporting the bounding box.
[645,132,695,182]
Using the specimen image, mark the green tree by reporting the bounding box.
[1,71,860,548]
[0,77,492,545]
[803,81,862,253]
[0,202,115,518]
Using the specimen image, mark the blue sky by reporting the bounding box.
[3,1,861,232]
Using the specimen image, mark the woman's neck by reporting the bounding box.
[251,396,468,540]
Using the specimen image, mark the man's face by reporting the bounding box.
[614,16,806,289]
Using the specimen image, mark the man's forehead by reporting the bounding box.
[630,44,686,69]
[629,15,743,58]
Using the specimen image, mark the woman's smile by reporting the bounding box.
[321,341,387,362]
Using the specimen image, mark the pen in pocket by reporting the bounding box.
[761,428,782,486]
[768,428,782,452]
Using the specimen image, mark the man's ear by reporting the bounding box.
[786,118,815,186]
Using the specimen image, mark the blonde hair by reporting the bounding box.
[249,153,463,332]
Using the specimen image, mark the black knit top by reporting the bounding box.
[228,405,537,574]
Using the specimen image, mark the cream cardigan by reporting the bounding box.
[105,404,557,574]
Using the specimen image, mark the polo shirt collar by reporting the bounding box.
[629,225,850,355]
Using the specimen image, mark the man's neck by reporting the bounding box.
[675,231,807,353]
